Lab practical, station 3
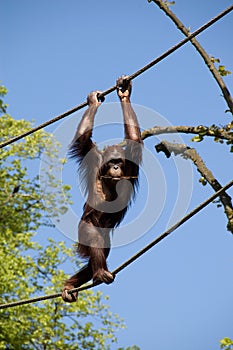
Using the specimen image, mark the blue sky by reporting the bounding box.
[1,0,233,349]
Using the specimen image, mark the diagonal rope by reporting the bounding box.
[0,178,232,310]
[0,4,232,150]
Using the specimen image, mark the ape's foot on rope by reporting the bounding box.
[62,285,78,303]
[93,269,115,285]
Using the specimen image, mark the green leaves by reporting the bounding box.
[220,338,233,350]
[0,84,126,349]
[199,177,207,186]
[218,65,232,77]
[191,135,204,142]
[211,56,232,76]
[190,124,233,151]
[0,83,8,113]
[191,125,207,142]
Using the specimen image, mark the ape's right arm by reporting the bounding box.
[69,91,103,161]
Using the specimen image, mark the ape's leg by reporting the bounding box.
[78,220,114,285]
[62,250,114,303]
[62,223,114,303]
[90,246,114,284]
[62,263,93,303]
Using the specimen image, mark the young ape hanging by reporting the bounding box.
[62,76,143,302]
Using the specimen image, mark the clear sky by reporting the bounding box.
[1,0,233,349]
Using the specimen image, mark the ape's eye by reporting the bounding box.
[111,158,123,164]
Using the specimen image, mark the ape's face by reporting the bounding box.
[105,158,125,178]
[101,146,126,178]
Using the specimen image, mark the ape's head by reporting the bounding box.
[101,146,125,178]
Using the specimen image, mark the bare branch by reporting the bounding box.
[155,140,233,233]
[149,0,233,114]
[141,125,233,142]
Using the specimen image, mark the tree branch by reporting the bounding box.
[141,124,233,142]
[155,140,233,233]
[149,0,233,114]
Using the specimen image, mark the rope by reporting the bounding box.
[100,176,138,180]
[0,4,232,150]
[0,178,232,310]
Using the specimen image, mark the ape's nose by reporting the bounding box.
[113,165,119,170]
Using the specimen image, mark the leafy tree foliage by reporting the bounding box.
[220,338,233,350]
[0,85,136,349]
